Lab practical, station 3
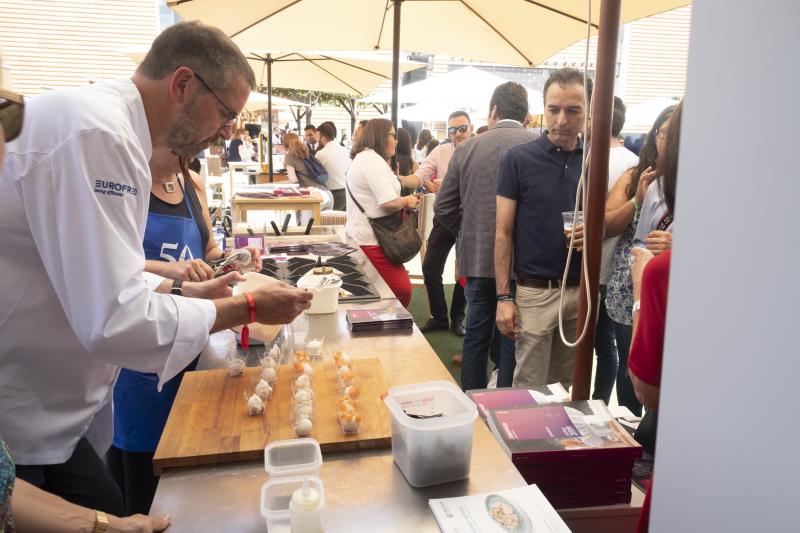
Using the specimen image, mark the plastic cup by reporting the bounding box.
[562,210,584,231]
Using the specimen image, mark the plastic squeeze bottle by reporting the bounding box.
[289,477,322,532]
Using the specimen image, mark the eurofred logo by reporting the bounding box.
[94,179,138,198]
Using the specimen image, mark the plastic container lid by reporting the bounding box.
[260,475,325,523]
[265,438,322,478]
[383,380,478,430]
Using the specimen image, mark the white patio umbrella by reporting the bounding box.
[169,0,689,123]
[363,66,544,116]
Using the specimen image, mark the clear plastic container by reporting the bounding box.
[260,475,324,530]
[264,438,322,478]
[383,380,478,487]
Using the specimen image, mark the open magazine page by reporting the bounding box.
[429,484,571,533]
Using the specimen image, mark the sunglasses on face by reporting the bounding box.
[0,89,25,142]
[447,124,470,135]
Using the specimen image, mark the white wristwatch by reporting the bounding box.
[632,300,641,316]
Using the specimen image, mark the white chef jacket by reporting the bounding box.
[0,79,216,465]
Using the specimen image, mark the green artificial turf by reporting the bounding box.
[408,284,464,383]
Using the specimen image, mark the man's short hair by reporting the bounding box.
[543,67,593,106]
[320,121,336,138]
[304,124,316,132]
[489,82,529,123]
[317,123,335,141]
[611,96,626,137]
[448,110,471,123]
[136,21,255,92]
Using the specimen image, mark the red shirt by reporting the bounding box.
[629,250,672,387]
[628,250,671,533]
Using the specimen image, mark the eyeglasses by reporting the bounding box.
[0,88,25,142]
[656,128,668,140]
[194,73,239,127]
[447,124,470,135]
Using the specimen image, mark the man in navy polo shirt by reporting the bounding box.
[494,68,590,388]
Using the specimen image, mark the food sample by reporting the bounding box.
[333,351,352,369]
[294,350,309,363]
[343,385,360,401]
[337,370,356,390]
[307,339,322,357]
[227,357,245,376]
[293,388,314,403]
[293,400,314,419]
[247,393,264,415]
[338,411,362,434]
[294,374,312,390]
[261,366,277,385]
[294,414,313,437]
[268,345,281,360]
[260,356,277,370]
[255,379,272,402]
[293,361,314,377]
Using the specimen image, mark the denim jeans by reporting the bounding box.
[592,286,618,404]
[611,319,643,416]
[461,277,516,390]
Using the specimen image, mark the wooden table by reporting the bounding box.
[231,193,323,225]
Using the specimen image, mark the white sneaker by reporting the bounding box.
[487,369,499,389]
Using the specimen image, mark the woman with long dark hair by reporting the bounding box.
[395,128,418,176]
[603,104,676,416]
[345,119,422,306]
[414,129,432,162]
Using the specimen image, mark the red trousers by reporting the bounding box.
[360,245,412,307]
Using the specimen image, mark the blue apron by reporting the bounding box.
[113,178,204,452]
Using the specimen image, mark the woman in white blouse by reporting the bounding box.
[345,118,421,306]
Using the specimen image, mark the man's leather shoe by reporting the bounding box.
[419,318,449,333]
[450,322,466,337]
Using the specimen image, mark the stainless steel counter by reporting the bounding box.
[153,231,643,532]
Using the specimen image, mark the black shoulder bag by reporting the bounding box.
[346,185,421,264]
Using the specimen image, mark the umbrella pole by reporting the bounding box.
[267,54,274,183]
[390,0,401,130]
[572,0,622,401]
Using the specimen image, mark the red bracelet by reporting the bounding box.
[244,292,257,323]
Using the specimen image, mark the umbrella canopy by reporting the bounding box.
[245,50,423,97]
[170,0,689,68]
[364,66,544,116]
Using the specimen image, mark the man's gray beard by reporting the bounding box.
[166,100,214,158]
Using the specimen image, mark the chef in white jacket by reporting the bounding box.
[0,22,311,515]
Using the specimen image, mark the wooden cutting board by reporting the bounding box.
[153,358,392,474]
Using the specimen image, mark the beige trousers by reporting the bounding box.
[512,285,579,389]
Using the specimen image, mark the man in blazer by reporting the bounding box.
[435,82,538,390]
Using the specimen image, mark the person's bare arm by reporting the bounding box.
[379,194,418,212]
[12,478,170,532]
[495,196,518,339]
[606,167,657,237]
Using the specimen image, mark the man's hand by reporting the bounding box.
[108,513,170,532]
[183,271,245,299]
[565,223,584,252]
[250,279,313,324]
[161,259,214,281]
[644,230,672,255]
[424,178,440,193]
[496,300,518,340]
[234,246,263,272]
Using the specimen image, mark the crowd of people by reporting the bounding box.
[0,17,682,532]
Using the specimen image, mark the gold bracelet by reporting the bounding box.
[94,510,109,533]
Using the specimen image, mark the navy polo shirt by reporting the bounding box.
[496,134,583,280]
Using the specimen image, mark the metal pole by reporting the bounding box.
[390,0,401,130]
[571,0,621,400]
[267,54,274,183]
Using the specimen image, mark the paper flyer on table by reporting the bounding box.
[429,484,571,532]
